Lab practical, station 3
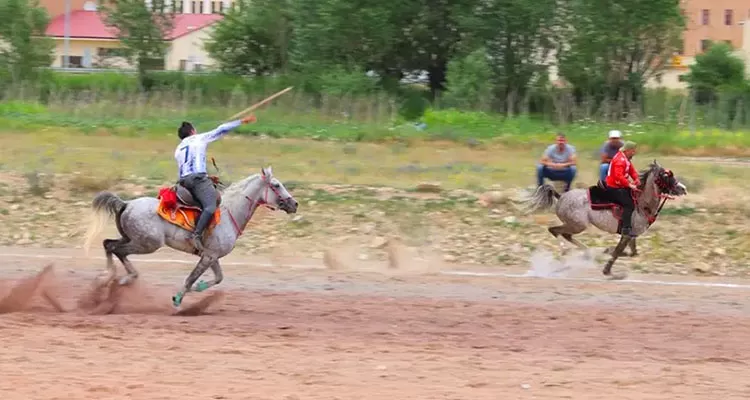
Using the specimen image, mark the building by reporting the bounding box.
[38,0,237,16]
[44,10,223,71]
[39,0,93,18]
[652,0,750,89]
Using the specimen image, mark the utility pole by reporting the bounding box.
[63,0,71,68]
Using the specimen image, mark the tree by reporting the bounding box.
[99,0,174,87]
[292,0,400,73]
[205,0,293,76]
[557,0,685,118]
[0,0,54,82]
[462,0,558,113]
[685,41,746,102]
[392,0,477,99]
[441,47,493,110]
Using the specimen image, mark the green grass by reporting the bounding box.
[3,94,750,155]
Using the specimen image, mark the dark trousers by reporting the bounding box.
[179,173,218,236]
[536,165,577,192]
[606,187,635,232]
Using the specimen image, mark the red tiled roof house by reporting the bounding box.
[45,9,223,70]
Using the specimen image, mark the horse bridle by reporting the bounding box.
[649,168,676,226]
[226,174,293,237]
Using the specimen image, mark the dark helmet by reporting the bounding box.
[178,121,194,139]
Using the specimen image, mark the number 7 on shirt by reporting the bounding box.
[180,146,190,163]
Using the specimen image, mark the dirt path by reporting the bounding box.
[1,246,750,399]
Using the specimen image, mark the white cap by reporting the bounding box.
[608,130,622,139]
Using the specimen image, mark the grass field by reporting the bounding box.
[1,129,750,278]
[4,92,750,156]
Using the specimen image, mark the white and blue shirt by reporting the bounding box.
[174,120,242,178]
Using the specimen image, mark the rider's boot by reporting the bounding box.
[191,209,213,254]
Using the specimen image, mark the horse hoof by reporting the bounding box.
[172,292,184,308]
[118,276,132,286]
[629,252,639,258]
[195,280,209,292]
[605,271,628,280]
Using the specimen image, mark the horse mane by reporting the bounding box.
[220,173,261,208]
[637,161,661,190]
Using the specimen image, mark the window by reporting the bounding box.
[97,48,127,57]
[701,39,711,52]
[702,9,710,25]
[219,1,224,13]
[179,60,188,71]
[198,0,203,13]
[175,0,183,12]
[142,58,165,70]
[61,56,83,68]
[191,0,198,13]
[676,37,684,55]
[725,9,733,25]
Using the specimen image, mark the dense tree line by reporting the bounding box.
[6,0,750,123]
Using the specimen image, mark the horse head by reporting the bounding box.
[642,160,688,197]
[258,166,298,214]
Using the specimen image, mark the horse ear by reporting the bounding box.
[261,166,273,178]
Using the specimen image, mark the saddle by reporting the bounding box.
[587,180,639,234]
[588,180,618,213]
[161,175,223,211]
[155,176,223,234]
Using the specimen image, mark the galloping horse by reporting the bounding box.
[83,166,298,307]
[521,160,687,278]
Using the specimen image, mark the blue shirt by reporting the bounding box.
[543,144,576,163]
[600,141,623,163]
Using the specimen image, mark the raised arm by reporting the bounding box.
[196,115,257,143]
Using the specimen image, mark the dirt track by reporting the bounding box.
[1,246,750,399]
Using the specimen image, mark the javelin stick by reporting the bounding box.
[227,86,294,121]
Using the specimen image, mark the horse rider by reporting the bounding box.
[604,141,640,237]
[175,115,257,253]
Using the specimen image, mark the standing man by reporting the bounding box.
[604,141,640,237]
[599,130,623,182]
[536,132,577,192]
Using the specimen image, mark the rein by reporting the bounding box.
[224,174,292,238]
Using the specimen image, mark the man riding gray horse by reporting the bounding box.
[521,140,688,278]
[602,140,639,237]
[176,114,257,254]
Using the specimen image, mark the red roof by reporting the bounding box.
[45,11,223,40]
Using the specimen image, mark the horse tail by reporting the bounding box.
[520,184,560,214]
[83,191,127,257]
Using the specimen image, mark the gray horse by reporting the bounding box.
[83,166,298,307]
[521,160,687,278]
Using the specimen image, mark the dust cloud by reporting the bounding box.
[525,249,599,278]
[0,264,223,316]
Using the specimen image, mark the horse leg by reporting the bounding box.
[627,238,638,257]
[561,233,593,260]
[190,260,223,292]
[100,239,124,287]
[602,235,632,279]
[548,225,571,255]
[172,255,214,307]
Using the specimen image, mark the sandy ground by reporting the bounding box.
[1,246,750,399]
